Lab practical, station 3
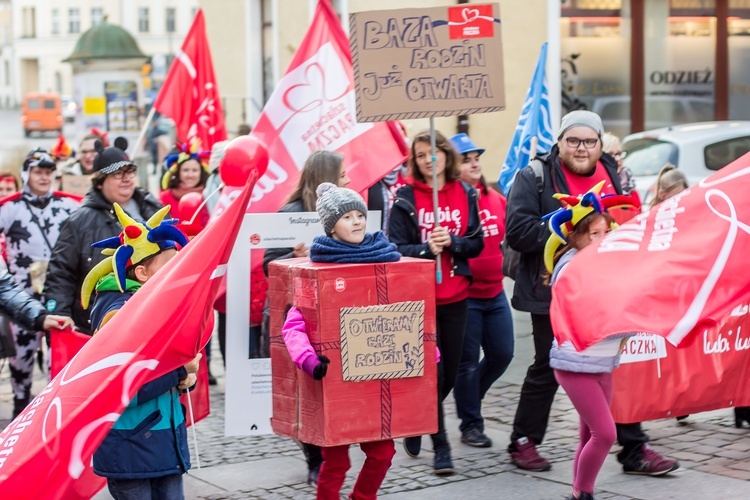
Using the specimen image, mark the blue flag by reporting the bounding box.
[499,43,554,194]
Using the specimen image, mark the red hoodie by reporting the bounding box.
[468,185,506,299]
[410,178,471,305]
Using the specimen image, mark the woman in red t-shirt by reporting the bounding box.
[389,130,484,475]
[449,133,515,449]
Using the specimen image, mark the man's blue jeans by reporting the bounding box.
[453,290,514,433]
[107,474,184,500]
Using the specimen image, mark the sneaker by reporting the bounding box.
[622,445,679,476]
[433,447,455,475]
[509,437,551,471]
[403,436,422,458]
[461,427,492,448]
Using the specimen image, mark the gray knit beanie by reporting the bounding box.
[558,110,604,140]
[316,182,367,236]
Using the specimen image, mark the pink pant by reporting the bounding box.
[554,369,616,494]
[317,440,395,500]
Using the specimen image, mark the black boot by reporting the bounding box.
[13,396,30,419]
[735,407,750,428]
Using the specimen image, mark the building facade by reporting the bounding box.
[9,0,198,108]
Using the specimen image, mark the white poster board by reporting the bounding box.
[224,211,381,436]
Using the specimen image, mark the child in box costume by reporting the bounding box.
[271,183,438,499]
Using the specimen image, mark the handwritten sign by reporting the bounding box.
[59,174,92,197]
[340,301,424,381]
[349,4,505,122]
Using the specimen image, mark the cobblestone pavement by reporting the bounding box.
[3,342,750,499]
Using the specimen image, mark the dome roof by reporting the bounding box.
[64,21,147,62]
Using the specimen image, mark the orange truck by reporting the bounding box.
[21,92,63,137]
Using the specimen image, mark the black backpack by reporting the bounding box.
[501,160,545,280]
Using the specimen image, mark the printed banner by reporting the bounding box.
[339,301,424,381]
[349,3,505,121]
[612,312,750,423]
[550,154,750,352]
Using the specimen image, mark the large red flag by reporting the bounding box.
[153,9,227,148]
[550,153,750,351]
[0,168,261,499]
[243,0,408,214]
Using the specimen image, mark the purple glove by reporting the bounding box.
[301,354,330,380]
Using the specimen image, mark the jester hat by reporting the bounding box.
[542,181,639,274]
[51,133,72,160]
[80,204,189,309]
[161,139,211,190]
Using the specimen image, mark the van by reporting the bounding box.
[21,93,63,137]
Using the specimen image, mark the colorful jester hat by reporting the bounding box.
[161,138,211,190]
[542,181,639,274]
[80,203,189,309]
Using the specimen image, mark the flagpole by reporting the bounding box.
[186,389,202,469]
[430,117,442,285]
[131,106,157,170]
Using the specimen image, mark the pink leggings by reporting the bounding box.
[554,369,616,494]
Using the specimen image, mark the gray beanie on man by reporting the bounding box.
[558,110,604,140]
[316,182,368,236]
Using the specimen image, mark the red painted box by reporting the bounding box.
[269,257,438,447]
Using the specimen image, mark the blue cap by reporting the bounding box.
[450,133,485,156]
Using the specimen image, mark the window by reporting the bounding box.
[22,7,36,38]
[51,9,59,35]
[166,8,176,33]
[705,137,750,171]
[92,8,103,26]
[27,99,40,110]
[138,8,149,33]
[3,61,8,86]
[69,8,80,34]
[44,99,56,109]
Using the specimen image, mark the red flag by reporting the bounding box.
[246,0,408,213]
[50,328,91,379]
[550,153,750,351]
[154,9,227,149]
[0,170,259,498]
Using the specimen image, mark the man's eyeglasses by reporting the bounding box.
[564,137,599,149]
[111,168,137,180]
[611,151,628,160]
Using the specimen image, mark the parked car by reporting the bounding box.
[591,95,715,139]
[621,121,750,204]
[21,92,63,137]
[61,95,77,122]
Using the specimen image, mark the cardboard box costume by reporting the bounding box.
[270,257,438,447]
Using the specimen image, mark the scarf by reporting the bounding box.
[310,231,401,263]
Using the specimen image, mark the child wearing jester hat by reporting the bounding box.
[544,182,638,500]
[80,203,201,498]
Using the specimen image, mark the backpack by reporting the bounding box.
[501,159,545,280]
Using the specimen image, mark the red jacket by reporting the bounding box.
[468,185,506,299]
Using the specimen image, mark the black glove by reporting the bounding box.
[312,355,330,380]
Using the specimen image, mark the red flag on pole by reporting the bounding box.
[0,167,261,499]
[153,9,227,149]
[237,0,408,214]
[550,154,750,351]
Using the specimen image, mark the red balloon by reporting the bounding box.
[178,192,204,222]
[219,135,270,187]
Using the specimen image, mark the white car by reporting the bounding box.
[61,96,77,123]
[621,121,750,204]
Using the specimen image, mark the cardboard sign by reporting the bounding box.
[340,301,424,381]
[59,174,92,197]
[349,3,505,122]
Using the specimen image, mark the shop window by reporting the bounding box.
[729,0,750,119]
[560,0,632,138]
[643,1,715,131]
